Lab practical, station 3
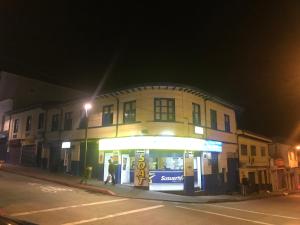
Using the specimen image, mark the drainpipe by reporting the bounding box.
[204,98,208,140]
[114,96,120,138]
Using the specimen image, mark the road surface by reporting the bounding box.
[1,171,300,225]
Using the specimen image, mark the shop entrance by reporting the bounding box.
[121,154,130,184]
[103,153,113,182]
[64,149,72,173]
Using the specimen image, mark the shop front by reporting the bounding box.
[99,136,222,192]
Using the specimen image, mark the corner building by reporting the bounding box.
[44,84,240,194]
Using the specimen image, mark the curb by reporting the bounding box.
[1,168,116,196]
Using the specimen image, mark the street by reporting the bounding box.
[1,171,300,225]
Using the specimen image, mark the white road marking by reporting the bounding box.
[176,206,275,225]
[207,204,300,220]
[11,198,128,216]
[61,205,164,225]
[28,182,73,193]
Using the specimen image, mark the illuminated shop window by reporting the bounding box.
[149,151,183,171]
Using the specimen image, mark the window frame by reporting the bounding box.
[38,113,45,130]
[210,109,217,129]
[26,115,32,132]
[241,144,248,156]
[13,119,19,133]
[154,98,175,122]
[260,146,266,157]
[123,100,136,124]
[64,112,73,131]
[224,114,230,132]
[250,145,257,156]
[102,104,114,126]
[192,103,201,126]
[51,114,60,132]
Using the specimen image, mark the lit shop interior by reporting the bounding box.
[99,136,222,191]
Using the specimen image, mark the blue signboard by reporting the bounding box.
[149,171,184,183]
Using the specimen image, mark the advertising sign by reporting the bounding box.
[149,171,184,183]
[134,150,149,187]
[98,151,104,164]
[184,151,194,176]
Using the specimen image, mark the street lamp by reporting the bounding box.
[83,103,92,173]
[296,145,300,150]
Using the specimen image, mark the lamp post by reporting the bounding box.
[83,103,92,173]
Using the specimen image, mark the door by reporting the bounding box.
[103,153,113,181]
[36,143,42,167]
[193,157,202,188]
[248,172,256,192]
[121,154,130,184]
[64,149,72,173]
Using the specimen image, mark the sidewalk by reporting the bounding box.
[0,164,293,203]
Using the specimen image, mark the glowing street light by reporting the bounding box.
[296,145,300,150]
[84,103,92,113]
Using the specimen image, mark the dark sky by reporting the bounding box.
[1,1,300,141]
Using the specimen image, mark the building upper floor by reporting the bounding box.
[269,142,299,168]
[237,130,272,167]
[7,83,241,144]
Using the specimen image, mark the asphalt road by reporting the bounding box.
[1,171,300,225]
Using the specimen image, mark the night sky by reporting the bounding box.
[1,1,300,141]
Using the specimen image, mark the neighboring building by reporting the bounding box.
[269,142,300,191]
[237,130,272,193]
[0,70,87,161]
[5,83,242,194]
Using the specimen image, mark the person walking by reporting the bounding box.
[241,174,249,196]
[104,159,115,185]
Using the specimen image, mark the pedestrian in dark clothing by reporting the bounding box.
[105,159,115,185]
[241,174,248,196]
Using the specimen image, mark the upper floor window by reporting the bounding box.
[241,144,248,156]
[26,116,32,131]
[102,105,114,126]
[192,103,201,125]
[79,110,87,129]
[64,112,73,130]
[251,145,256,156]
[123,101,136,124]
[13,119,19,133]
[224,114,230,132]
[51,114,60,131]
[261,146,266,157]
[38,113,45,130]
[210,109,217,129]
[154,98,175,122]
